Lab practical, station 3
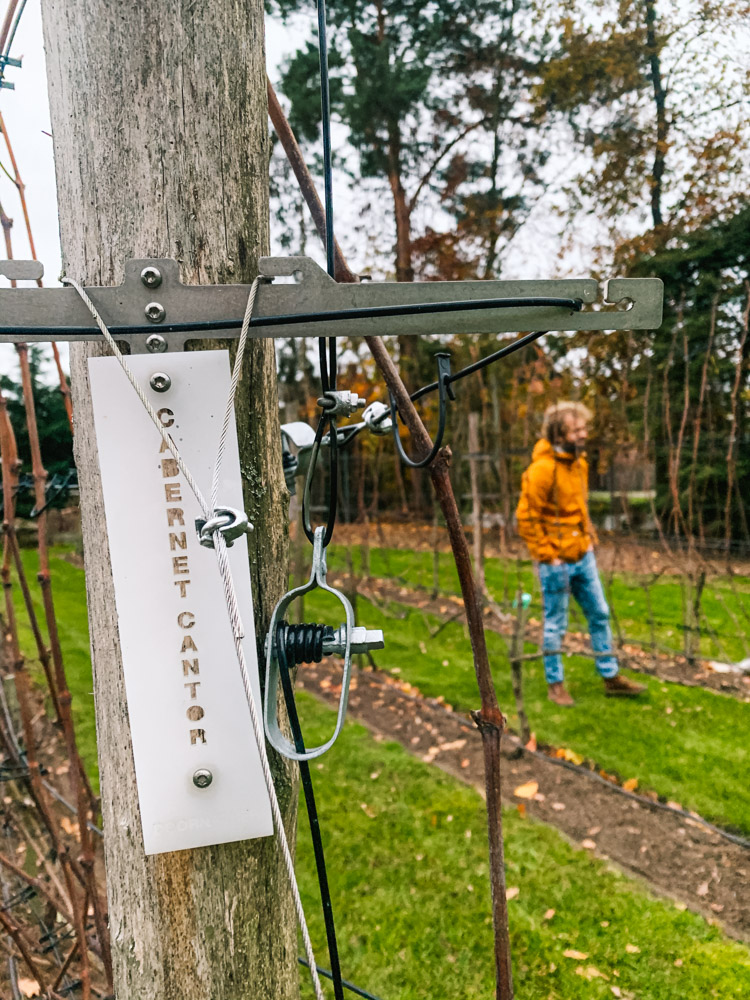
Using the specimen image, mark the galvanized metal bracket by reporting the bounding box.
[0,255,663,351]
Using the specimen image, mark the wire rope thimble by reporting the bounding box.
[264,526,355,762]
[195,506,253,549]
[389,351,455,469]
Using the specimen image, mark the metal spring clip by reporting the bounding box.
[264,526,354,761]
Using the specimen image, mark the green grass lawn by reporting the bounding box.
[9,546,99,788]
[6,546,750,996]
[12,545,750,832]
[328,544,750,664]
[303,586,750,835]
[297,695,750,999]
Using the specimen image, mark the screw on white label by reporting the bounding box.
[150,372,171,393]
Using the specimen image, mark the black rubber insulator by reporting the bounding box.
[278,621,335,666]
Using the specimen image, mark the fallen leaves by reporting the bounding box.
[625,943,640,954]
[441,739,467,752]
[563,949,589,960]
[622,778,639,792]
[505,886,520,900]
[696,881,710,897]
[581,839,597,850]
[513,780,539,799]
[18,981,40,998]
[576,965,608,981]
[543,908,555,920]
[555,747,584,765]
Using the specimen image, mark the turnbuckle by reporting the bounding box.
[264,526,384,761]
[195,506,253,548]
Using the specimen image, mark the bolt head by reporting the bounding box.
[146,333,167,354]
[140,266,163,289]
[193,768,213,789]
[145,301,166,324]
[150,372,172,393]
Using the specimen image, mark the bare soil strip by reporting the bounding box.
[337,574,750,701]
[299,659,750,942]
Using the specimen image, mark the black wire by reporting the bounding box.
[302,409,338,546]
[319,338,330,393]
[375,329,557,465]
[298,959,386,1000]
[389,353,453,468]
[276,628,345,1000]
[317,0,337,391]
[411,326,552,404]
[317,0,335,278]
[307,0,340,541]
[1,294,583,339]
[324,412,338,546]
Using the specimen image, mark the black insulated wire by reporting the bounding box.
[276,627,345,1000]
[298,959,387,1000]
[302,409,339,546]
[411,326,555,403]
[317,0,337,391]
[389,352,454,468]
[2,293,584,339]
[308,0,339,542]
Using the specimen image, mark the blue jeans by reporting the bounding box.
[537,550,618,684]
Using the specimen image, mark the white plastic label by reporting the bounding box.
[89,351,273,855]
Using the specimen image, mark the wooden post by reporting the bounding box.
[468,412,486,596]
[39,3,298,998]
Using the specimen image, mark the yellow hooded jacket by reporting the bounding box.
[516,439,597,564]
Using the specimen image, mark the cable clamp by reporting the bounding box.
[195,506,253,548]
[317,389,367,418]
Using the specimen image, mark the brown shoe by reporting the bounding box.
[548,682,575,707]
[604,674,646,697]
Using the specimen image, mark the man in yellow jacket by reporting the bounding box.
[516,401,645,706]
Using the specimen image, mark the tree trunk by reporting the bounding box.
[40,3,299,998]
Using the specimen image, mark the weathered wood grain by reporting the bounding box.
[39,1,298,995]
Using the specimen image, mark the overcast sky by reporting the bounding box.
[4,3,746,386]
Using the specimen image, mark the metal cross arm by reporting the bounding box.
[0,255,663,351]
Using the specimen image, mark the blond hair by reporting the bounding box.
[541,401,592,444]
